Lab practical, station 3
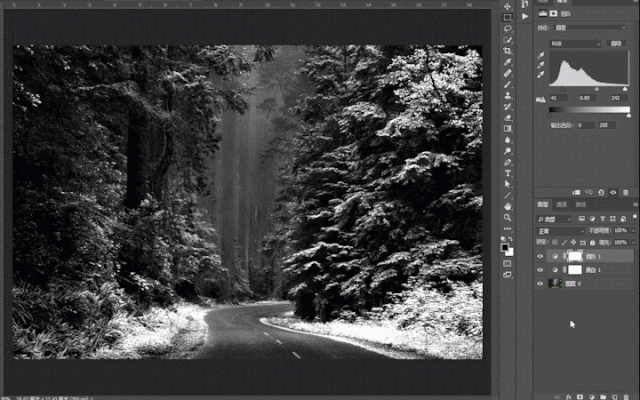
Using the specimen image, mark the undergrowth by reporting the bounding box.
[13,277,184,359]
[268,274,483,359]
[12,280,130,359]
[91,302,208,359]
[13,276,208,359]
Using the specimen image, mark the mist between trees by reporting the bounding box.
[12,45,483,358]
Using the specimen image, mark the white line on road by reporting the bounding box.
[259,317,413,359]
[263,332,270,336]
[276,340,283,345]
[291,351,301,359]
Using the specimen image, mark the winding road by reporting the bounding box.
[193,302,391,359]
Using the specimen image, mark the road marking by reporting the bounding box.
[263,332,270,336]
[276,340,283,345]
[259,317,408,359]
[291,351,301,359]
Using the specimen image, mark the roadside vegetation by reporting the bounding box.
[268,261,482,360]
[91,300,210,359]
[14,293,211,359]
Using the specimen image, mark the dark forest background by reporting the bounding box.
[12,45,483,358]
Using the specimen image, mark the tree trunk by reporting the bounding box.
[124,105,149,209]
[220,108,237,301]
[150,126,174,206]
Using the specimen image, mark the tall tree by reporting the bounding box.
[12,45,273,357]
[270,45,483,321]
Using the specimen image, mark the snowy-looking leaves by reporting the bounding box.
[271,45,482,321]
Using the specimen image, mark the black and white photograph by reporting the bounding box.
[12,45,483,360]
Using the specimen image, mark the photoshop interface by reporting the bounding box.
[1,1,638,400]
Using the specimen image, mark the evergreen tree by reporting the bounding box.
[12,45,273,357]
[272,45,483,321]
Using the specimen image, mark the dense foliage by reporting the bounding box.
[268,46,483,321]
[12,45,272,357]
[12,44,483,357]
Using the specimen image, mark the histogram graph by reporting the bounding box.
[549,50,629,87]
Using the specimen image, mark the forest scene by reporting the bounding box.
[12,45,483,360]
